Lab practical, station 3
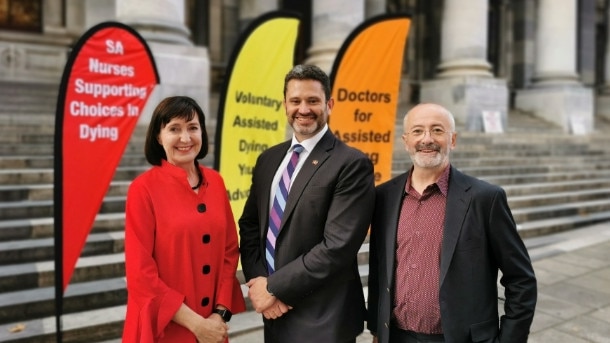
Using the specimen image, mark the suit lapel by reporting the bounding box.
[280,131,334,228]
[384,173,408,286]
[440,167,471,287]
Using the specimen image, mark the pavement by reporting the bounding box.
[229,221,610,343]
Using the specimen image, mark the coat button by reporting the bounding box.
[202,234,211,243]
[197,203,206,213]
[202,265,211,274]
[201,297,210,306]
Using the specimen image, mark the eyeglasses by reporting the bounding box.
[405,128,450,138]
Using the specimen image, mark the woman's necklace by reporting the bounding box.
[191,168,203,190]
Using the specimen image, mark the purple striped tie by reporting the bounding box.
[266,144,304,274]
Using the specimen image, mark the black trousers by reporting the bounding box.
[389,326,445,343]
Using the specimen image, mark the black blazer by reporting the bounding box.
[367,166,536,343]
[239,130,375,342]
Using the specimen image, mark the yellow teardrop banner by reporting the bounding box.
[215,12,300,220]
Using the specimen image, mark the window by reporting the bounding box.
[0,0,42,32]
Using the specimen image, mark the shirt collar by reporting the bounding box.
[405,164,451,196]
[290,124,328,153]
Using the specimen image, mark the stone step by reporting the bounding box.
[0,104,58,115]
[0,277,126,325]
[0,180,131,202]
[0,156,55,169]
[393,158,610,174]
[0,305,125,343]
[0,141,147,156]
[0,213,124,242]
[501,178,610,196]
[390,142,606,156]
[0,196,126,221]
[508,187,610,208]
[0,113,56,126]
[0,133,55,144]
[511,198,610,223]
[463,169,610,186]
[460,161,610,177]
[517,211,610,238]
[0,144,55,156]
[0,231,124,266]
[0,166,146,186]
[0,253,125,293]
[0,154,147,169]
[452,155,610,167]
[0,100,57,113]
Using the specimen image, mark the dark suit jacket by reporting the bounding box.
[367,166,537,343]
[239,130,375,342]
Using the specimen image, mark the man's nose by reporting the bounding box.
[298,102,311,113]
[421,130,434,141]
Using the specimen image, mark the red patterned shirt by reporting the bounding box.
[392,165,450,334]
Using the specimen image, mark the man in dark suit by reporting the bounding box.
[367,103,537,343]
[239,64,375,343]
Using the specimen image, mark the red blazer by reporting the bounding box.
[123,160,245,342]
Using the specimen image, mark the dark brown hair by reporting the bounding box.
[283,64,331,102]
[144,96,209,165]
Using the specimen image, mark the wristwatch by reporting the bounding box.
[213,308,232,322]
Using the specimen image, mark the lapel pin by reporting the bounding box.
[312,160,319,165]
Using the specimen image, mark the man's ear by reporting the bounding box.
[326,97,335,114]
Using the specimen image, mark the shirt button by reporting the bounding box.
[202,265,211,274]
[201,297,210,306]
[202,234,211,244]
[197,203,206,213]
[411,264,417,269]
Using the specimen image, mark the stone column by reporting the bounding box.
[365,0,385,19]
[437,0,492,78]
[305,0,365,74]
[239,0,278,31]
[597,4,610,121]
[419,0,508,131]
[515,0,594,133]
[533,0,579,85]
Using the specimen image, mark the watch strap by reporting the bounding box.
[213,308,232,322]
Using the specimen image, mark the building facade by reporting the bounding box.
[0,0,608,132]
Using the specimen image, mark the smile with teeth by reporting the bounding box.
[295,114,315,120]
[176,146,192,151]
[417,144,439,152]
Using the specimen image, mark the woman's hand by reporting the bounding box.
[192,316,228,343]
[172,303,228,343]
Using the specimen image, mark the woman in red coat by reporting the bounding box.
[122,96,246,342]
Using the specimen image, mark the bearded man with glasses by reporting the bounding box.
[367,103,537,343]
